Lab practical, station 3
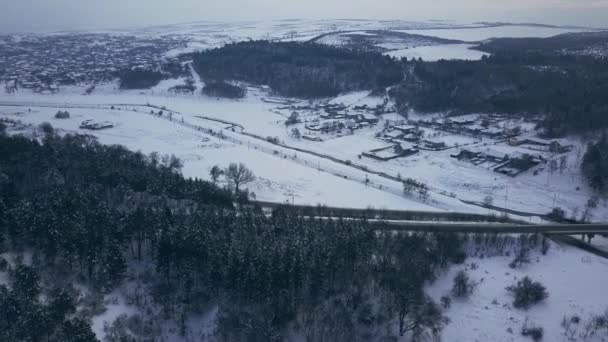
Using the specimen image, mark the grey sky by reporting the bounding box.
[1,0,607,33]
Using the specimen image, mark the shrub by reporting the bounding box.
[507,277,548,309]
[55,111,70,119]
[521,325,544,341]
[202,81,246,99]
[39,122,54,135]
[509,248,530,269]
[440,295,451,309]
[547,207,566,222]
[451,270,475,298]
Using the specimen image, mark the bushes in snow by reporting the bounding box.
[451,270,476,298]
[562,310,608,341]
[54,110,70,119]
[39,121,54,135]
[507,276,548,309]
[521,323,544,341]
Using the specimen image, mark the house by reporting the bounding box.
[463,124,486,135]
[361,113,379,124]
[494,153,541,177]
[419,139,447,151]
[383,130,404,140]
[451,149,487,165]
[80,119,113,130]
[393,125,418,134]
[402,133,420,142]
[363,143,419,161]
[451,149,482,160]
[509,137,564,152]
[448,115,477,126]
[302,135,322,142]
[483,127,504,138]
[484,150,509,164]
[509,137,525,146]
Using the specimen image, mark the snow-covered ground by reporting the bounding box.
[429,241,608,341]
[1,20,606,220]
[399,25,594,42]
[384,44,489,61]
[0,95,441,211]
[2,79,606,221]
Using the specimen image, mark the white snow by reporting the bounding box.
[400,25,594,42]
[0,100,438,211]
[384,44,489,61]
[91,292,139,340]
[428,242,608,341]
[2,81,606,221]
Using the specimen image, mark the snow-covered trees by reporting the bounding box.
[192,40,403,98]
[0,133,471,341]
[582,134,608,194]
[0,265,96,342]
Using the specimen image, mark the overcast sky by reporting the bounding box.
[1,0,607,33]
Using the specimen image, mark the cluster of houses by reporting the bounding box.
[295,101,387,140]
[0,34,186,93]
[508,136,571,153]
[413,114,518,140]
[451,148,546,177]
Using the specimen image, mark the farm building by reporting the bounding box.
[79,119,114,130]
[419,139,447,151]
[363,143,419,161]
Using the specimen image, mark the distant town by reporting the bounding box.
[0,33,186,93]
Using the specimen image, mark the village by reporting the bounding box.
[273,96,574,179]
[0,33,186,93]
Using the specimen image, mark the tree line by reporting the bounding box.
[191,40,404,98]
[187,38,608,137]
[0,131,468,341]
[391,52,608,136]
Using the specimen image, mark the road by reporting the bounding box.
[252,201,608,234]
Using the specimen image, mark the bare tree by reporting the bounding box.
[291,128,301,139]
[559,155,568,174]
[547,159,558,184]
[549,159,558,176]
[225,163,256,193]
[483,195,494,206]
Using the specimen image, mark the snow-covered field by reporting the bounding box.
[429,240,608,341]
[0,93,442,211]
[2,77,607,221]
[399,25,594,42]
[1,20,607,219]
[384,43,489,61]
